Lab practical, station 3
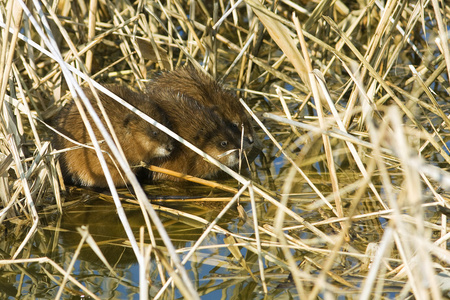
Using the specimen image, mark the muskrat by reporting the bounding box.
[146,66,256,149]
[150,89,241,181]
[53,85,173,187]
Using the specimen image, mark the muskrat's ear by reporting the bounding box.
[123,113,137,127]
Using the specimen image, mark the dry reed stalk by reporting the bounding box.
[296,15,345,226]
[85,0,97,73]
[2,0,450,298]
[147,164,241,194]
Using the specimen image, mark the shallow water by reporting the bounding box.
[2,140,445,299]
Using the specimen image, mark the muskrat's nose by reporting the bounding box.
[242,135,254,149]
[167,144,174,152]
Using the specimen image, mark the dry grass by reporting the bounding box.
[1,0,450,298]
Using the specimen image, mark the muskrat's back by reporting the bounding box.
[147,66,256,148]
[53,85,173,187]
[150,89,240,181]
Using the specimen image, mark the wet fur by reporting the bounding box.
[150,89,240,181]
[53,85,173,187]
[147,66,256,148]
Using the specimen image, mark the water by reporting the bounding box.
[3,145,437,299]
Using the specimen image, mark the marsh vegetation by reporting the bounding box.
[1,0,450,299]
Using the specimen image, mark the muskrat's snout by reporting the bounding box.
[217,148,240,167]
[247,134,254,144]
[166,143,174,153]
[162,142,174,156]
[230,120,256,150]
[152,133,174,158]
[154,143,172,157]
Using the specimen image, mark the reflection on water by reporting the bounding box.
[2,165,442,299]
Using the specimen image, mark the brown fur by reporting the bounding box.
[150,89,240,181]
[146,66,256,148]
[53,85,173,187]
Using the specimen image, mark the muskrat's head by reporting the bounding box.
[151,90,242,171]
[175,96,241,170]
[202,129,240,168]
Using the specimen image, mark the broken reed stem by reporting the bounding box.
[147,165,240,194]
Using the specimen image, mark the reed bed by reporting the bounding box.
[1,0,450,298]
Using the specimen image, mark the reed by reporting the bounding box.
[1,0,449,298]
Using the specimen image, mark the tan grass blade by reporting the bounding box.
[245,0,310,90]
[294,17,344,222]
[85,0,98,73]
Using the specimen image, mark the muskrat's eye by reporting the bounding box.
[153,131,159,137]
[232,122,239,128]
[220,141,228,147]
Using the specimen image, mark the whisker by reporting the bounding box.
[218,148,239,158]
